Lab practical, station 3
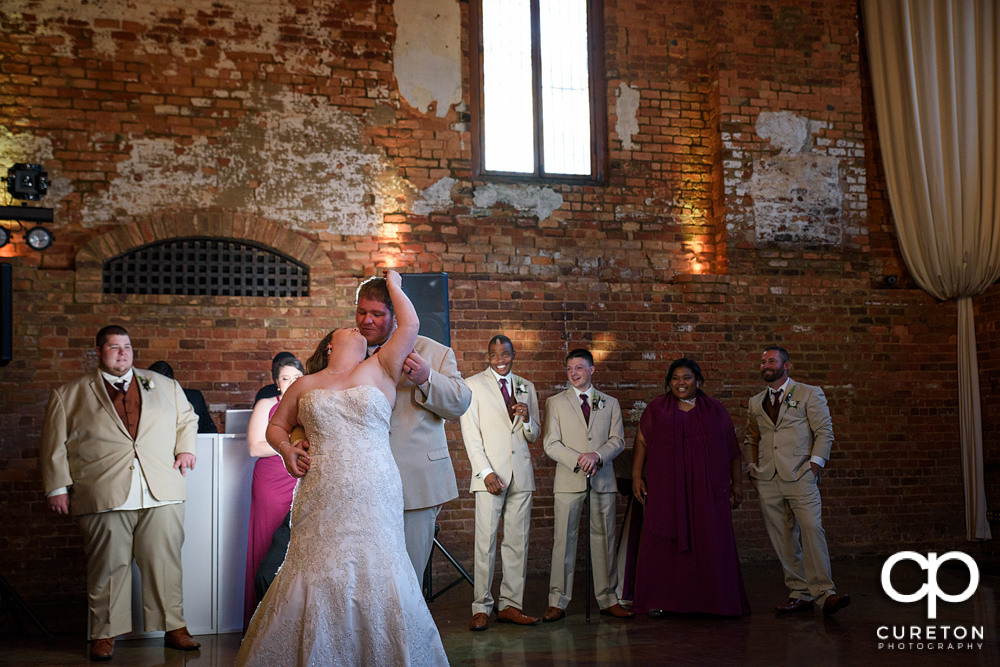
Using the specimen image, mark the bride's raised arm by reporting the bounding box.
[376,270,420,383]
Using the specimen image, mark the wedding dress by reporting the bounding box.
[236,386,450,667]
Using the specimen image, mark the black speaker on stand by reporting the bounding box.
[0,263,11,367]
[401,272,451,347]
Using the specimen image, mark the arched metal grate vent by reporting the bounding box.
[102,237,309,297]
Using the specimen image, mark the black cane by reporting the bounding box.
[585,472,592,623]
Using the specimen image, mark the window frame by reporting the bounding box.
[468,0,607,186]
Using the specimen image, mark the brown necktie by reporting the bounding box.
[765,389,782,423]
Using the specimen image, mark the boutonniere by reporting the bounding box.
[592,392,606,411]
[514,378,527,397]
[138,376,154,392]
[784,385,798,409]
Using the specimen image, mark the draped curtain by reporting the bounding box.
[863,0,1000,539]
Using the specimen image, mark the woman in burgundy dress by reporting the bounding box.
[630,357,750,617]
[242,356,305,630]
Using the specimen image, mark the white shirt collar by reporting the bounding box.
[770,378,790,396]
[572,384,593,400]
[101,367,134,390]
[490,368,513,385]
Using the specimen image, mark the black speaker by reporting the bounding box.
[0,263,11,367]
[401,272,451,347]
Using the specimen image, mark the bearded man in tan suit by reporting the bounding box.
[542,349,631,621]
[41,325,201,661]
[745,345,850,616]
[461,334,541,631]
[355,277,472,579]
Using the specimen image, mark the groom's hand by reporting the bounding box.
[280,440,311,478]
[484,472,504,495]
[403,349,430,385]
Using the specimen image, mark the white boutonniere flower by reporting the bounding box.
[784,385,798,409]
[138,376,154,392]
[514,378,527,397]
[592,393,606,411]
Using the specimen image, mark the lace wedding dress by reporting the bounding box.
[236,386,450,667]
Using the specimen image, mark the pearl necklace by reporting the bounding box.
[327,364,358,375]
[679,397,697,406]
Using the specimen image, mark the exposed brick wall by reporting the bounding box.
[1,0,996,608]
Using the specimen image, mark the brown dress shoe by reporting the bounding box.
[542,606,565,622]
[164,626,201,651]
[776,598,814,614]
[470,613,489,631]
[496,606,540,625]
[822,594,851,616]
[89,637,115,661]
[600,603,635,618]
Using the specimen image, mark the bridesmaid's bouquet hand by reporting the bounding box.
[280,439,311,478]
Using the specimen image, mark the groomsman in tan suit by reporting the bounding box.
[41,325,201,661]
[745,345,850,616]
[355,277,472,578]
[460,335,541,631]
[542,349,632,621]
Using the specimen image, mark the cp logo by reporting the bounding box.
[881,551,979,619]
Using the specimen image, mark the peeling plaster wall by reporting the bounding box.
[80,86,412,234]
[615,83,641,151]
[748,111,845,246]
[392,0,462,118]
[472,183,564,222]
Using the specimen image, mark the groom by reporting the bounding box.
[355,276,472,578]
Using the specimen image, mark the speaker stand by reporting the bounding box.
[422,525,473,602]
[0,574,56,642]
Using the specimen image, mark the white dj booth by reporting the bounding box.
[117,410,256,639]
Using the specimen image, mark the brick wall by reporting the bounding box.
[1,0,996,607]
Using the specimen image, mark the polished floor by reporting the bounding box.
[2,557,997,666]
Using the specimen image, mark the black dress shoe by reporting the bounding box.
[776,598,814,614]
[647,609,667,619]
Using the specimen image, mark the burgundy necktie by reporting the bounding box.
[114,381,127,395]
[766,389,782,422]
[580,394,591,425]
[499,378,512,405]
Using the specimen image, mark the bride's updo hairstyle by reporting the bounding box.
[306,331,336,375]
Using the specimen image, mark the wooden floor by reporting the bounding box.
[2,557,997,666]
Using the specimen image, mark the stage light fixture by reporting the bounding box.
[0,227,8,249]
[25,226,53,251]
[6,164,50,201]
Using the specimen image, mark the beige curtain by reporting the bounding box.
[864,0,1000,540]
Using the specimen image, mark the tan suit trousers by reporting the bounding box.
[753,471,835,605]
[548,490,619,610]
[78,503,186,639]
[472,473,532,615]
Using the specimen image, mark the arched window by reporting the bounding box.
[102,237,309,297]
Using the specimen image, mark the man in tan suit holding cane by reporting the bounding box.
[461,334,541,631]
[542,349,632,621]
[745,345,850,616]
[42,325,201,660]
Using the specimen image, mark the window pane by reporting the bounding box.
[482,0,534,173]
[540,0,591,175]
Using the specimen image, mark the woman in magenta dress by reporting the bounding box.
[630,357,750,617]
[243,356,305,630]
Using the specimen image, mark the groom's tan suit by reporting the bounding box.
[386,334,472,577]
[42,368,197,638]
[460,369,539,615]
[745,378,837,605]
[543,387,624,611]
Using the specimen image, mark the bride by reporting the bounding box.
[236,270,449,667]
